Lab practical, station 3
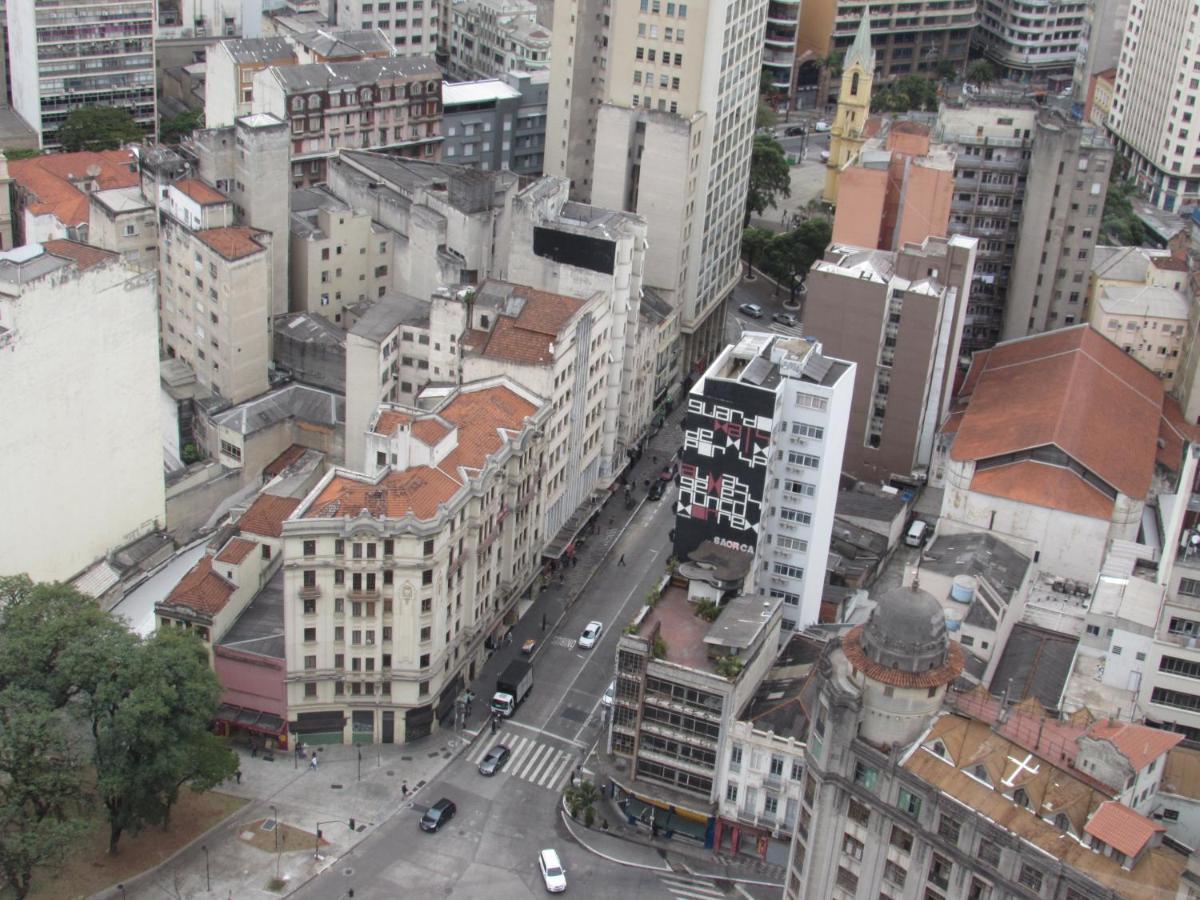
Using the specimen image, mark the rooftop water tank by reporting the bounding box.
[950,574,977,604]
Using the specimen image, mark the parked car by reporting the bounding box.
[648,479,666,501]
[578,620,603,649]
[538,848,567,893]
[772,312,799,327]
[602,680,616,707]
[738,303,763,318]
[479,744,510,776]
[420,798,457,832]
[814,120,831,132]
[785,125,806,136]
[905,519,930,547]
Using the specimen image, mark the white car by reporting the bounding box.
[538,848,567,893]
[814,120,831,132]
[578,620,603,649]
[602,680,616,707]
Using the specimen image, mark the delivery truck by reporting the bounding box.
[491,659,533,717]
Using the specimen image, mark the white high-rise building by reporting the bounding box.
[545,0,767,368]
[1107,0,1200,210]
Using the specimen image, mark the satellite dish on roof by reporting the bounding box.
[86,164,101,178]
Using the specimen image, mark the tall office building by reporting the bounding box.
[975,0,1083,85]
[545,0,766,369]
[1107,0,1200,211]
[7,0,157,150]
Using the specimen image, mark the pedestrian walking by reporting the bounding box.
[618,554,626,566]
[310,753,318,771]
[401,781,409,798]
[250,737,258,758]
[235,769,242,784]
[490,716,498,735]
[571,555,578,568]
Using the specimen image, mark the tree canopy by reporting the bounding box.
[741,227,774,278]
[1101,179,1146,246]
[762,218,832,302]
[871,75,940,113]
[746,134,792,226]
[966,59,998,87]
[55,107,144,152]
[159,109,204,145]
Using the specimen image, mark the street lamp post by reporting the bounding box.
[357,746,362,782]
[314,818,357,860]
[270,804,281,880]
[202,844,211,892]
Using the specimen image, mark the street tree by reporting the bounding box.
[56,107,144,152]
[89,628,236,855]
[0,689,86,898]
[966,59,997,87]
[159,109,204,145]
[746,133,791,226]
[763,218,832,302]
[741,227,774,278]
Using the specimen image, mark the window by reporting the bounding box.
[854,761,878,790]
[787,451,820,467]
[890,825,913,853]
[884,860,907,887]
[1180,578,1200,597]
[1018,864,1043,892]
[978,838,1001,867]
[792,422,824,439]
[304,654,316,669]
[795,392,828,411]
[784,480,815,497]
[938,814,961,844]
[928,853,951,889]
[897,788,922,816]
[303,540,316,557]
[304,682,317,698]
[726,782,738,802]
[835,866,858,893]
[847,798,870,825]
[842,833,864,860]
[729,744,742,771]
[779,507,812,525]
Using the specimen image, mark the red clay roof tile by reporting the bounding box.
[239,495,302,538]
[1084,801,1165,858]
[1087,720,1185,771]
[43,239,116,270]
[10,149,138,227]
[196,226,268,261]
[174,178,228,205]
[215,537,258,564]
[163,556,235,615]
[970,460,1116,520]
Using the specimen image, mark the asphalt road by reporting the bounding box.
[291,490,746,900]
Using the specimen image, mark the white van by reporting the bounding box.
[905,519,929,547]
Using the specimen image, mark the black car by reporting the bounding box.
[479,744,510,776]
[420,798,457,832]
[648,480,666,501]
[785,125,806,136]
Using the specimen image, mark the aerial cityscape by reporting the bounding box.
[6,0,1200,898]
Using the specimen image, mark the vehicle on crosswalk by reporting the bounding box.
[478,744,510,776]
[538,848,567,892]
[578,620,603,649]
[772,312,799,327]
[467,732,577,790]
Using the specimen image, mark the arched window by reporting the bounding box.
[851,72,860,96]
[1054,813,1070,832]
[1014,788,1029,809]
[307,94,321,110]
[291,96,304,112]
[360,88,372,103]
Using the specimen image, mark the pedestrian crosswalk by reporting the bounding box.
[771,322,803,338]
[465,733,577,791]
[658,872,727,899]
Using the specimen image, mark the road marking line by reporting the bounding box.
[526,747,558,784]
[508,735,535,768]
[659,881,725,899]
[662,888,725,900]
[734,884,757,900]
[502,718,588,748]
[536,750,568,787]
[548,753,576,790]
[467,739,491,764]
[515,743,549,779]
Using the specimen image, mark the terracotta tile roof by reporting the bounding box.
[215,537,258,564]
[196,226,268,261]
[239,494,302,538]
[372,410,412,435]
[1085,801,1165,858]
[970,460,1116,519]
[9,149,138,227]
[43,239,116,270]
[163,556,235,616]
[174,177,227,205]
[949,326,1164,500]
[412,417,451,445]
[1151,255,1188,271]
[905,731,1187,898]
[306,384,538,521]
[939,409,965,435]
[1087,719,1184,771]
[263,443,308,479]
[1158,394,1200,472]
[471,283,588,365]
[842,625,965,688]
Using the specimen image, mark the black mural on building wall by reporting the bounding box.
[672,377,775,560]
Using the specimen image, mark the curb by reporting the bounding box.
[91,793,253,900]
[558,801,671,873]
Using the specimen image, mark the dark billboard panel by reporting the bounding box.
[673,377,775,559]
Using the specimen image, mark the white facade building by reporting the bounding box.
[448,0,550,80]
[0,243,165,582]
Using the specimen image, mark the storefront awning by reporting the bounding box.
[215,703,287,735]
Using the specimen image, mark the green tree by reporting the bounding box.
[1101,179,1146,246]
[89,629,236,855]
[0,689,87,898]
[564,780,601,821]
[0,578,133,710]
[756,100,778,131]
[56,107,144,152]
[741,226,774,278]
[746,133,792,226]
[966,59,997,87]
[763,218,832,302]
[936,60,959,81]
[159,109,204,145]
[1,148,38,161]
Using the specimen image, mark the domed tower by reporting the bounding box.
[841,583,964,747]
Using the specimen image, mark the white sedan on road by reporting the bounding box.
[578,620,603,649]
[539,848,567,892]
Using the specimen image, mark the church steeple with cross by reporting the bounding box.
[823,11,876,205]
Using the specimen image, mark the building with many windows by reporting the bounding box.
[547,0,767,369]
[974,0,1084,85]
[442,70,548,175]
[335,0,441,55]
[7,0,156,149]
[447,0,550,80]
[281,377,548,744]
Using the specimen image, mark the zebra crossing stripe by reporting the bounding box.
[515,743,550,779]
[541,752,573,789]
[526,748,558,784]
[659,875,724,899]
[504,735,532,769]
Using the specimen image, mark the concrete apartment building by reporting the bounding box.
[546,0,766,370]
[281,377,548,744]
[974,0,1084,85]
[612,588,783,807]
[156,0,264,39]
[447,0,550,80]
[290,186,395,324]
[158,178,274,404]
[935,100,1112,350]
[442,70,549,175]
[335,0,440,55]
[1087,246,1190,383]
[251,56,444,187]
[7,0,156,149]
[805,236,976,487]
[831,121,956,251]
[796,0,975,104]
[783,587,1189,900]
[1106,0,1200,211]
[761,0,802,112]
[204,30,395,127]
[1072,0,1129,102]
[0,242,164,583]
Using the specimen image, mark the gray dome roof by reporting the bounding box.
[861,584,948,673]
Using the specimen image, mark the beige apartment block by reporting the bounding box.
[449,0,550,80]
[0,242,164,583]
[281,377,549,744]
[336,0,442,57]
[252,57,445,187]
[159,178,273,404]
[290,187,395,324]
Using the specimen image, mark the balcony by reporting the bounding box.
[348,588,380,599]
[299,585,321,600]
